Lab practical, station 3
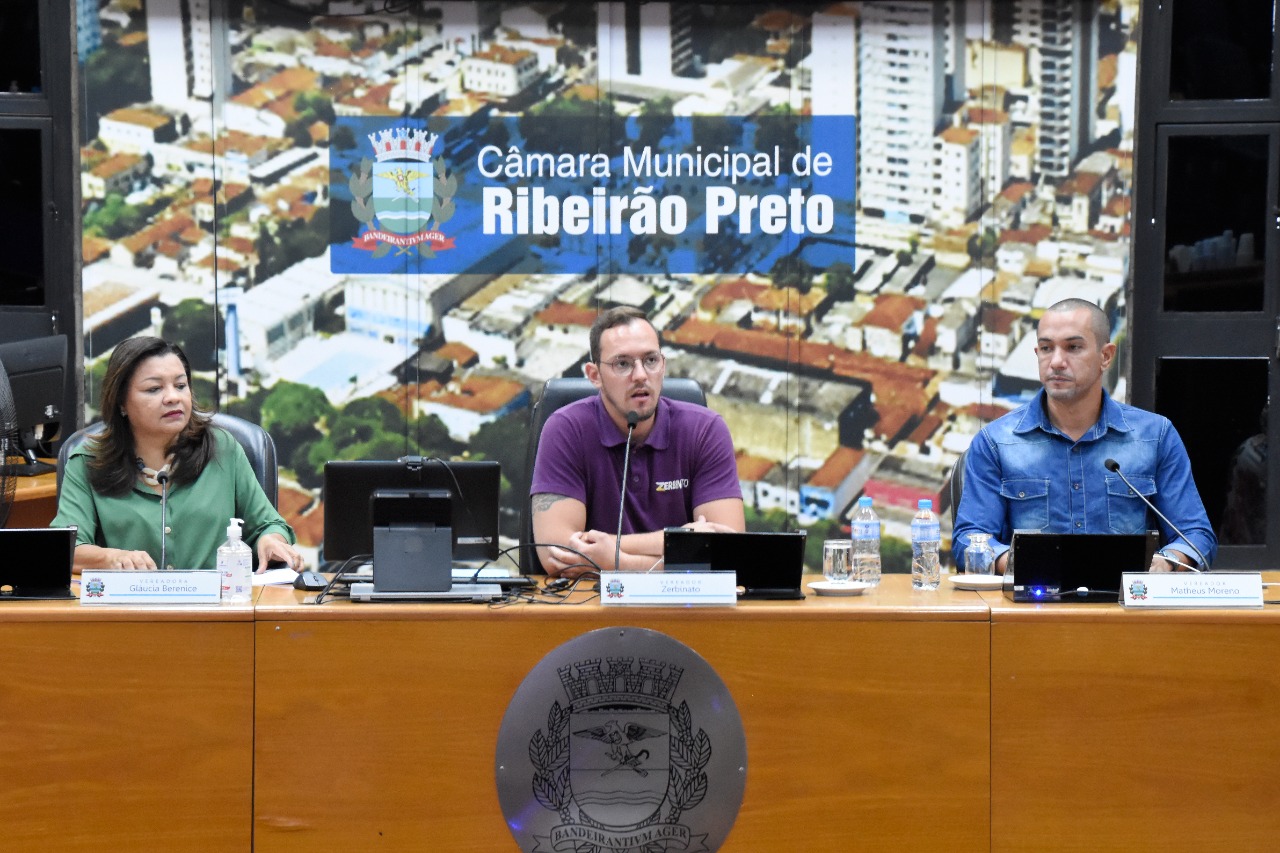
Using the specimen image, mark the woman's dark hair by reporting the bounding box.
[88,337,216,496]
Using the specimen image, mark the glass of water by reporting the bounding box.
[823,539,853,583]
[964,532,996,575]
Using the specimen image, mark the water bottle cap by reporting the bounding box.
[858,496,872,507]
[918,499,932,510]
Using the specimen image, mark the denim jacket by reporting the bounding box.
[952,389,1217,568]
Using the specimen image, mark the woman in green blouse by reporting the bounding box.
[53,337,301,571]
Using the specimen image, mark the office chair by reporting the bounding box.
[519,376,707,573]
[57,412,280,508]
[949,446,968,529]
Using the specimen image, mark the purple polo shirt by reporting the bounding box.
[530,395,741,534]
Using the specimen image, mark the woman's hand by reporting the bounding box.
[256,533,303,572]
[106,548,157,570]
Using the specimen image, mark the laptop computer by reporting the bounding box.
[0,527,75,600]
[334,564,533,589]
[663,529,807,599]
[348,580,503,603]
[1005,530,1160,602]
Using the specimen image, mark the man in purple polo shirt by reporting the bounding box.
[531,307,745,577]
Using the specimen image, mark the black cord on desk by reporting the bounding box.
[310,553,371,605]
[463,541,602,584]
[1032,587,1120,601]
[487,569,601,608]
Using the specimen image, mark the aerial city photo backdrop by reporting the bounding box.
[76,0,1139,568]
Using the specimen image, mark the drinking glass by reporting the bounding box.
[822,539,853,583]
[964,533,996,575]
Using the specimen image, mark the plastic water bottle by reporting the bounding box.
[911,499,941,590]
[218,517,253,603]
[851,496,881,587]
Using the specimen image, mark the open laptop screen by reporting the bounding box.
[0,527,75,599]
[663,529,806,599]
[1007,530,1159,601]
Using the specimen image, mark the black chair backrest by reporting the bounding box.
[519,376,707,573]
[56,412,280,508]
[949,446,968,529]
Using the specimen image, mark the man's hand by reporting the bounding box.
[543,544,590,578]
[544,529,612,578]
[1149,549,1195,572]
[569,529,619,572]
[546,528,661,576]
[681,514,737,533]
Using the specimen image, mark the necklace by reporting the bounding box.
[136,456,176,487]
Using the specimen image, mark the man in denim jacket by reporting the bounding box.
[952,298,1216,573]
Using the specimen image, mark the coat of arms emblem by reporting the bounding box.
[497,627,746,852]
[348,125,457,258]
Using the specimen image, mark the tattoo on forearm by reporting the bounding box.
[532,493,570,513]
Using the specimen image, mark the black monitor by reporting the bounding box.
[0,334,66,477]
[322,457,501,564]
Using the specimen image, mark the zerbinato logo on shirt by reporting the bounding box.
[655,479,690,493]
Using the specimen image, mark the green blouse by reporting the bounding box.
[52,427,295,570]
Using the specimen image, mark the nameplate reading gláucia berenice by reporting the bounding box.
[79,570,223,605]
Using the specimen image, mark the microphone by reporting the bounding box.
[614,411,640,572]
[1104,458,1208,572]
[157,468,170,570]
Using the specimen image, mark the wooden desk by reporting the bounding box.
[7,466,57,528]
[985,579,1280,852]
[0,599,255,853]
[253,574,992,852]
[12,571,1273,851]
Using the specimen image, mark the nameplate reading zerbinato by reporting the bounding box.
[599,571,738,606]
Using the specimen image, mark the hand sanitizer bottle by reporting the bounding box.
[218,518,253,603]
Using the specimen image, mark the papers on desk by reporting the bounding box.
[253,567,300,586]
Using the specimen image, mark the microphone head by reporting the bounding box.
[1104,458,1120,472]
[626,410,640,428]
[157,470,170,484]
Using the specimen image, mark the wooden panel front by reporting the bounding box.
[991,615,1280,852]
[0,614,254,852]
[254,577,991,852]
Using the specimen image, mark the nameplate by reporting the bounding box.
[1120,572,1264,609]
[599,571,737,606]
[79,570,223,605]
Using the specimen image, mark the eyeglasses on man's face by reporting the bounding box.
[598,352,665,377]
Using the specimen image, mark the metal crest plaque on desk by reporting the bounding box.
[495,627,747,852]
